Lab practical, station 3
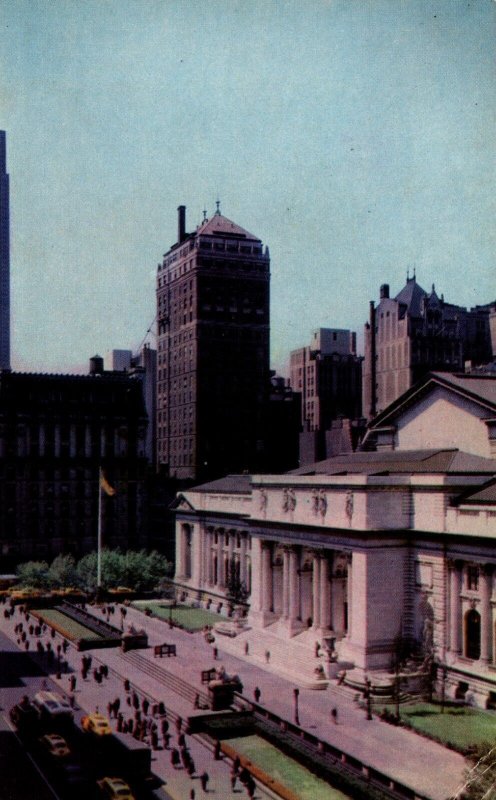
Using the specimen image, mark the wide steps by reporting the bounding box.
[122,650,209,706]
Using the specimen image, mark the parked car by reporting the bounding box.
[97,776,135,800]
[81,712,112,736]
[38,733,71,758]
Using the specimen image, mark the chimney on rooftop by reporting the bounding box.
[178,205,186,243]
[380,284,390,300]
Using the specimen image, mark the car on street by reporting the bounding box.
[97,776,135,800]
[81,712,112,736]
[38,733,71,758]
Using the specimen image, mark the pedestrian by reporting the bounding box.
[161,718,169,736]
[117,713,123,732]
[69,674,77,692]
[200,771,209,791]
[163,732,171,749]
[315,641,320,658]
[187,758,196,776]
[244,641,249,656]
[175,715,182,733]
[233,756,241,774]
[194,693,200,709]
[331,707,338,724]
[142,697,149,715]
[124,678,130,692]
[253,687,261,703]
[178,732,186,749]
[231,772,237,791]
[213,647,218,661]
[62,639,68,653]
[246,776,256,798]
[265,649,270,663]
[214,739,221,760]
[132,691,139,710]
[114,697,120,715]
[190,790,195,800]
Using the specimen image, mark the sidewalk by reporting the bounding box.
[0,604,278,800]
[1,601,467,800]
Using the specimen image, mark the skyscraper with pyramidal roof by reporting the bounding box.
[156,204,270,481]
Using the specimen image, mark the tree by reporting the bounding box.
[225,556,249,607]
[76,548,172,592]
[48,554,77,588]
[16,560,50,589]
[458,742,496,799]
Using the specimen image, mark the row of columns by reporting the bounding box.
[260,541,348,633]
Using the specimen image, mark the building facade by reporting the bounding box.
[0,360,149,569]
[172,374,496,706]
[156,205,270,482]
[0,131,10,370]
[363,276,494,420]
[289,328,363,463]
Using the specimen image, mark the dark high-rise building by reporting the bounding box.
[156,204,270,481]
[0,131,10,370]
[0,360,149,569]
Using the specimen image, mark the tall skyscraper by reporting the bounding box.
[156,204,270,482]
[0,131,10,370]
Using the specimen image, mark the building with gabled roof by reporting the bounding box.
[171,368,496,707]
[362,275,494,420]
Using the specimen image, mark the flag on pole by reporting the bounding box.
[100,469,116,496]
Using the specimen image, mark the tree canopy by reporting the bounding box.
[15,549,172,593]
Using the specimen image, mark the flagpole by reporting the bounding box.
[97,467,102,593]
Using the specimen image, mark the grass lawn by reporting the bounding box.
[34,608,103,641]
[230,734,351,800]
[132,600,222,631]
[380,702,496,749]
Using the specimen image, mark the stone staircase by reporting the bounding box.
[213,625,332,689]
[122,649,210,707]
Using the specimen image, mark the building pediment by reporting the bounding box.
[169,494,196,512]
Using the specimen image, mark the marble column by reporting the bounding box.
[449,561,462,655]
[480,565,493,663]
[261,543,273,613]
[240,534,248,586]
[288,548,300,623]
[282,548,290,619]
[216,530,224,589]
[312,553,321,629]
[319,556,330,630]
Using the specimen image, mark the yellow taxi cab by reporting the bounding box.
[97,776,135,800]
[38,733,71,758]
[81,712,112,736]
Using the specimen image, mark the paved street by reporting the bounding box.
[0,601,468,800]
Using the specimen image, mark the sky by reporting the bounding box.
[1,0,495,376]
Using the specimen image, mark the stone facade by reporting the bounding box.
[172,375,496,706]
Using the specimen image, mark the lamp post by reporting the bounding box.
[364,679,373,721]
[440,664,447,714]
[293,688,300,726]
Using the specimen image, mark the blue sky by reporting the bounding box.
[1,0,495,375]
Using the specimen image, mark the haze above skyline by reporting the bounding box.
[1,0,495,377]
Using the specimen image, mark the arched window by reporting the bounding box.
[465,608,481,660]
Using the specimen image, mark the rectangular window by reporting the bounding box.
[467,566,479,591]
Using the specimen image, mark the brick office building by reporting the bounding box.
[0,358,148,569]
[156,205,270,482]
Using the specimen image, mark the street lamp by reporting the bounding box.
[364,679,372,721]
[293,687,300,726]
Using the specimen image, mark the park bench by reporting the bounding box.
[154,642,176,657]
[201,668,217,684]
